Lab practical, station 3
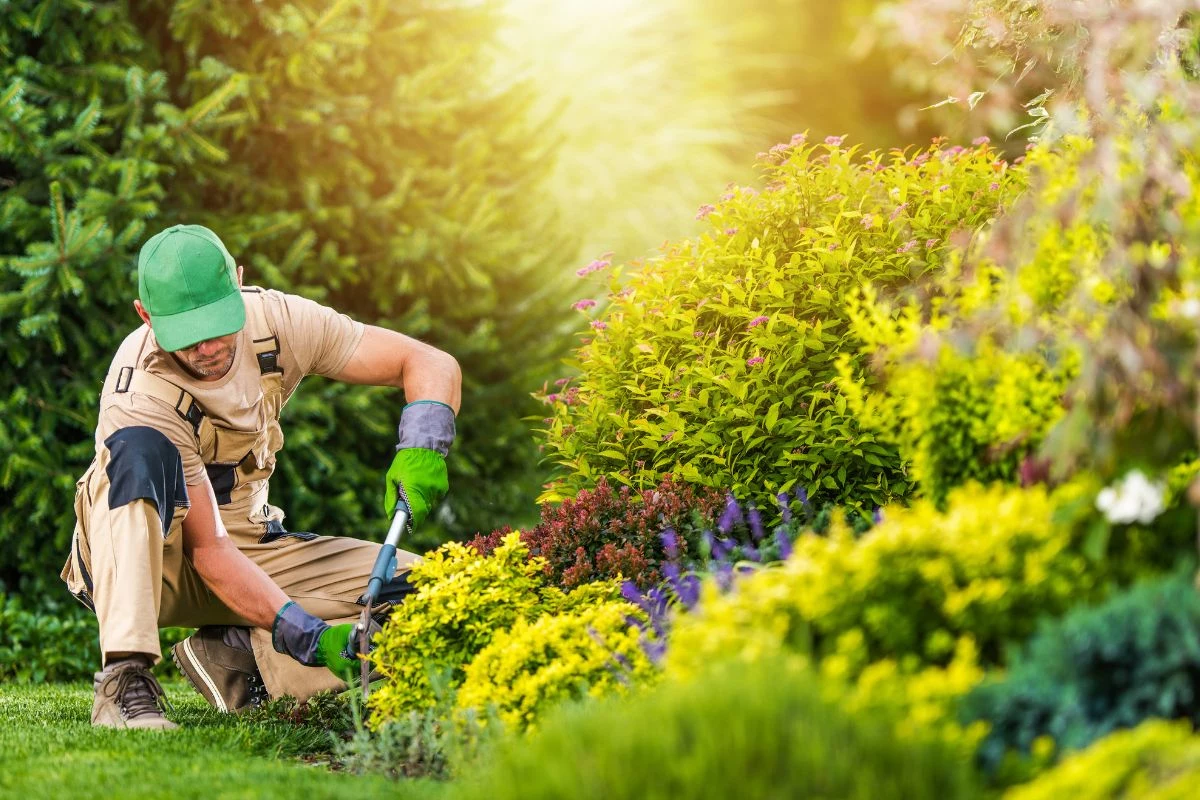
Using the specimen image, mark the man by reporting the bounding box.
[60,224,461,729]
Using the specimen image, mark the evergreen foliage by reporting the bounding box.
[131,0,577,546]
[963,571,1200,776]
[0,2,176,592]
[1,0,575,597]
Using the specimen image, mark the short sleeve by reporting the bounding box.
[99,392,207,485]
[271,291,366,378]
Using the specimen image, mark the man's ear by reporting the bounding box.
[133,299,152,327]
[236,265,244,287]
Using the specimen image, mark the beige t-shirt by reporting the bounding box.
[94,287,364,531]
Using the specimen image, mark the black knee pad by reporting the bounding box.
[362,571,417,609]
[104,426,188,535]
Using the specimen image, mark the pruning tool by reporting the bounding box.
[356,498,410,701]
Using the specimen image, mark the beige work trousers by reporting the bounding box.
[61,453,419,703]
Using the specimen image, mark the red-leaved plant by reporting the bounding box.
[468,476,724,589]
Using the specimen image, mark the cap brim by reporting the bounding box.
[151,290,246,352]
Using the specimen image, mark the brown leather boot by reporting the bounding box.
[171,626,268,713]
[92,658,178,730]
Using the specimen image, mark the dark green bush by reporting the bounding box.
[0,594,98,682]
[446,656,985,800]
[963,570,1200,775]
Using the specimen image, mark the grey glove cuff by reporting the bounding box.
[271,601,328,667]
[397,400,456,457]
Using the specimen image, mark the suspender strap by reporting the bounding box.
[113,365,206,435]
[243,287,282,376]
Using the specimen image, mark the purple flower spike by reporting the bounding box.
[873,507,884,525]
[796,486,810,510]
[661,528,679,560]
[743,544,760,562]
[748,505,764,541]
[718,494,744,534]
[775,528,792,560]
[778,492,792,524]
[715,561,735,592]
[677,574,701,610]
[620,579,643,606]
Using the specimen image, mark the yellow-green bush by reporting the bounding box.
[1004,720,1200,800]
[367,533,618,727]
[667,483,1100,676]
[455,601,657,732]
[539,137,1024,519]
[836,137,1104,503]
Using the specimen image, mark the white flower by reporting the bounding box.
[1095,470,1166,525]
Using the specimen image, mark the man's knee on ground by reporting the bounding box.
[103,426,188,535]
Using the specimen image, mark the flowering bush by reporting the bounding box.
[666,483,1103,678]
[1003,720,1200,800]
[469,475,724,589]
[537,136,1024,523]
[367,533,618,727]
[455,601,657,732]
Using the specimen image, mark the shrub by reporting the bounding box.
[445,656,986,800]
[963,571,1200,775]
[1004,720,1200,800]
[469,475,724,589]
[537,136,1024,522]
[667,483,1101,677]
[455,601,657,732]
[367,533,618,727]
[0,594,100,682]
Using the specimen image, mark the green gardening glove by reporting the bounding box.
[316,623,360,679]
[383,447,448,529]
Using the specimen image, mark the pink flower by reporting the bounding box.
[572,298,597,311]
[725,227,739,236]
[748,315,770,328]
[546,394,558,403]
[590,320,608,331]
[973,136,990,146]
[790,133,807,146]
[925,238,940,248]
[746,356,765,367]
[896,239,918,254]
[662,431,675,442]
[555,377,570,386]
[693,330,705,338]
[861,214,875,229]
[696,204,716,220]
[889,203,908,221]
[825,135,845,146]
[989,182,1000,191]
[576,259,611,277]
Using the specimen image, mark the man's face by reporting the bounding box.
[172,332,239,379]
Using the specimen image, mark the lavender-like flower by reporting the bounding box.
[748,315,769,328]
[778,491,792,524]
[746,356,765,367]
[572,298,597,311]
[973,136,991,146]
[747,505,764,542]
[660,528,679,561]
[824,135,845,146]
[873,507,884,525]
[718,494,744,534]
[590,320,608,331]
[576,258,611,277]
[775,527,793,560]
[695,204,716,220]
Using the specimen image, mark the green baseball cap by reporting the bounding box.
[137,224,245,352]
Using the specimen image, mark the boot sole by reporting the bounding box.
[171,639,230,713]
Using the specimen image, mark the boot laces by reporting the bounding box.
[106,663,172,720]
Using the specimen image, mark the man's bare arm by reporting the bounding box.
[331,324,461,411]
[182,477,288,629]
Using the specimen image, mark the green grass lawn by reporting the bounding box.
[0,682,436,800]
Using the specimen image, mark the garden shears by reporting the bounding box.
[356,498,410,700]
